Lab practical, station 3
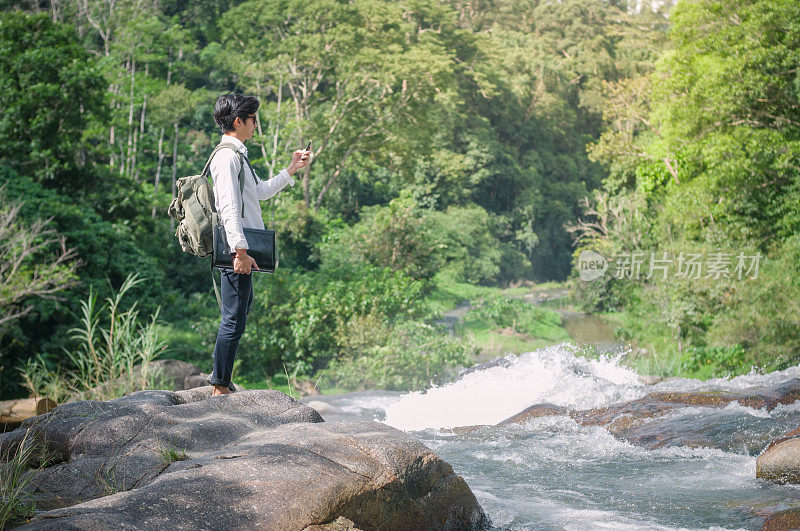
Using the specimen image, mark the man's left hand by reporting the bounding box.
[287,149,313,175]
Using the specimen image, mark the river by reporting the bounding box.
[303,344,800,530]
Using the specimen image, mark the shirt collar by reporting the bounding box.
[221,134,247,157]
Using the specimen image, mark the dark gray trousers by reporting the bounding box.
[207,269,253,390]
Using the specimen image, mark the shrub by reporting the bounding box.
[458,295,566,340]
[0,428,59,528]
[708,235,800,372]
[679,345,749,378]
[227,263,428,382]
[318,321,476,391]
[317,195,445,280]
[317,197,514,285]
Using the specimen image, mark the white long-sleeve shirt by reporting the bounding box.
[210,134,294,252]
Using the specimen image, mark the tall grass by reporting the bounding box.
[20,273,168,403]
[0,429,44,528]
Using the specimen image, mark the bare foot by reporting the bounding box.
[211,384,232,397]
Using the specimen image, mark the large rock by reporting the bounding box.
[1,387,487,530]
[761,507,800,530]
[2,360,226,432]
[757,438,800,484]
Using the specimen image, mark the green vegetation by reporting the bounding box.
[0,432,36,528]
[156,440,189,465]
[20,274,168,403]
[319,321,475,391]
[0,428,60,528]
[0,0,665,398]
[4,0,798,394]
[455,295,571,359]
[424,271,535,316]
[573,0,800,379]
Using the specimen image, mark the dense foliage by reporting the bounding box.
[1,0,671,396]
[576,0,800,376]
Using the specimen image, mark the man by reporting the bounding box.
[206,93,312,397]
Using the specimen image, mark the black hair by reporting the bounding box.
[213,93,260,134]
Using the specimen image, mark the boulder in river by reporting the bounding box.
[761,507,800,530]
[757,437,800,484]
[0,387,488,530]
[495,404,568,426]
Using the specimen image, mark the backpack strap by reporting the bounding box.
[240,153,259,185]
[202,142,247,218]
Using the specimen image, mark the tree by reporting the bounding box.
[0,187,80,330]
[591,0,800,247]
[217,0,462,210]
[0,12,105,192]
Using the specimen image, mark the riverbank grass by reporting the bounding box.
[454,294,571,360]
[20,274,167,404]
[424,271,541,315]
[602,311,756,380]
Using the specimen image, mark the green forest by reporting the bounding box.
[1,0,798,400]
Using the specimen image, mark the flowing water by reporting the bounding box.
[304,345,800,530]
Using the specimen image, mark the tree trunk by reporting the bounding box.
[126,59,136,178]
[50,0,63,22]
[152,58,172,219]
[152,127,165,218]
[131,127,138,181]
[108,66,123,169]
[272,80,283,178]
[133,64,149,183]
[171,122,179,230]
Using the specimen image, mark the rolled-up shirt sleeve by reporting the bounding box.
[255,168,295,200]
[211,150,248,251]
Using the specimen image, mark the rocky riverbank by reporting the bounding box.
[496,378,800,450]
[1,387,488,530]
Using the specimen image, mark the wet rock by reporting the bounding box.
[304,516,362,530]
[446,425,492,435]
[758,438,800,484]
[2,388,487,530]
[763,427,800,453]
[493,379,800,451]
[761,507,800,530]
[456,356,514,378]
[496,404,568,426]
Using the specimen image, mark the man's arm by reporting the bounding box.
[255,167,295,200]
[254,149,313,200]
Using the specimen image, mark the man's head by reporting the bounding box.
[214,93,259,141]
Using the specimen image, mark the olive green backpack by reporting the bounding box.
[166,142,246,257]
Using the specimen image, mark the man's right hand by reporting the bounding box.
[233,251,259,275]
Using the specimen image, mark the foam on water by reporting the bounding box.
[313,345,800,529]
[659,401,773,421]
[382,343,644,430]
[770,400,800,415]
[422,414,762,530]
[654,364,800,392]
